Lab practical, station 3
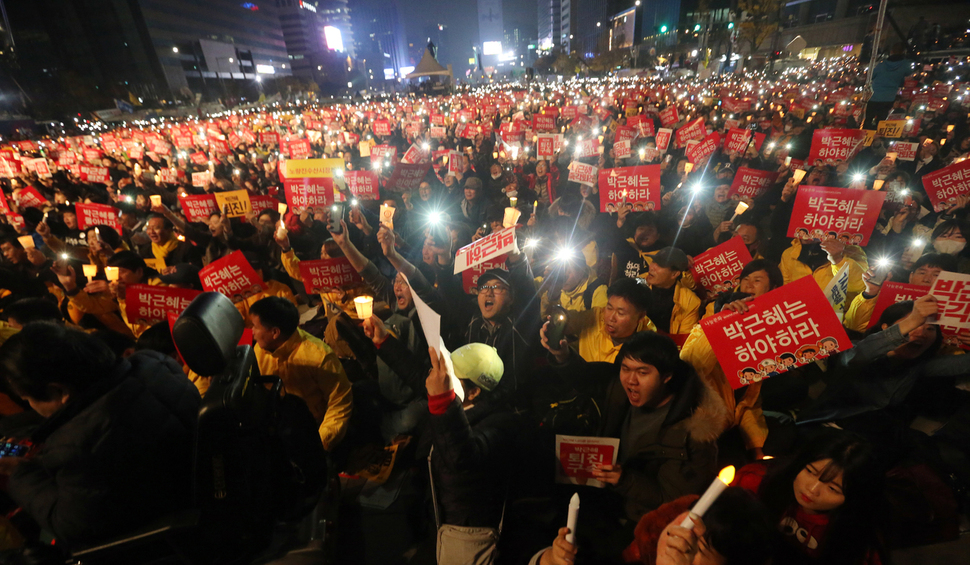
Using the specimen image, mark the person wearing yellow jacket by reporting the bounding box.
[779,237,868,304]
[562,278,657,363]
[539,257,608,318]
[844,253,955,333]
[52,255,144,339]
[273,228,366,319]
[680,260,785,459]
[250,296,353,451]
[641,247,701,336]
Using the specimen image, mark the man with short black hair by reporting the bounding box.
[250,296,353,451]
[139,213,192,268]
[644,247,700,335]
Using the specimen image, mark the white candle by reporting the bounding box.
[565,493,580,545]
[792,169,807,185]
[680,466,735,529]
[730,202,749,222]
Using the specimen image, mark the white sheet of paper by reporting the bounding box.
[929,271,970,329]
[403,275,463,400]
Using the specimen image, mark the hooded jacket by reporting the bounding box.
[553,350,730,520]
[9,351,200,548]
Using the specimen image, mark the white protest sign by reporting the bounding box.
[929,271,970,329]
[403,275,462,400]
[453,227,517,275]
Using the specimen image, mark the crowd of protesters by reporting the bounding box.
[0,45,967,564]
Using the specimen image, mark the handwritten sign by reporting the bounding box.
[453,227,516,275]
[298,257,364,294]
[555,435,620,488]
[729,167,779,200]
[701,276,852,389]
[922,158,970,213]
[199,250,266,303]
[597,165,661,212]
[567,162,597,187]
[691,237,752,294]
[125,284,201,327]
[788,185,885,245]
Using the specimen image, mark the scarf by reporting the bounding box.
[152,236,180,269]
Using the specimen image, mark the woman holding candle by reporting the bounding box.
[732,430,888,565]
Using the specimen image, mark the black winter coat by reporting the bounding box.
[9,351,201,548]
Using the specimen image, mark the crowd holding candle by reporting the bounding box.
[0,46,967,565]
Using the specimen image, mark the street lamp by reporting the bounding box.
[172,46,179,53]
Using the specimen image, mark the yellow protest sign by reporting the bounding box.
[624,106,638,117]
[876,120,905,138]
[862,130,876,147]
[214,189,252,218]
[279,158,344,179]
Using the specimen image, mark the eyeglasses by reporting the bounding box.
[478,284,509,294]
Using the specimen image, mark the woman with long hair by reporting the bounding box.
[733,430,888,565]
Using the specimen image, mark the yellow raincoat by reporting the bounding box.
[568,307,657,363]
[255,329,353,451]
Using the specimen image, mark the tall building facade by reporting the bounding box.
[537,0,561,53]
[348,0,407,81]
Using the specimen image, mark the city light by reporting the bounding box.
[324,26,344,51]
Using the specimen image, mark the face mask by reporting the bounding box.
[934,239,966,254]
[888,181,903,192]
[491,172,502,180]
[784,125,792,133]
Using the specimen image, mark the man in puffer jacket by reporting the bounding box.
[0,322,200,549]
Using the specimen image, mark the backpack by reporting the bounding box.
[582,278,606,310]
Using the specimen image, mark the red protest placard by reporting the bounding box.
[655,128,672,152]
[675,118,706,148]
[283,177,335,209]
[788,185,885,245]
[192,171,211,188]
[189,152,208,165]
[125,284,201,327]
[16,187,48,208]
[288,139,312,160]
[370,145,398,166]
[686,131,720,163]
[199,250,266,303]
[691,237,753,294]
[567,162,597,187]
[807,128,867,166]
[725,128,752,154]
[173,134,193,149]
[79,165,110,184]
[461,257,508,293]
[659,106,679,127]
[555,435,619,487]
[344,170,379,201]
[537,134,562,158]
[701,276,852,389]
[75,202,121,232]
[729,167,779,200]
[0,191,10,214]
[533,114,556,132]
[83,148,103,163]
[249,195,279,214]
[401,143,429,164]
[372,120,392,137]
[628,115,655,138]
[298,257,364,294]
[178,194,218,222]
[867,282,927,330]
[387,162,430,191]
[922,158,970,213]
[454,227,516,275]
[894,141,917,161]
[573,138,600,158]
[597,165,661,213]
[259,131,279,146]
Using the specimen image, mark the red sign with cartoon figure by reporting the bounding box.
[787,185,885,245]
[597,165,662,213]
[701,276,852,389]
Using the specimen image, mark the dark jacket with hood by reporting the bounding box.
[553,349,730,521]
[8,351,200,548]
